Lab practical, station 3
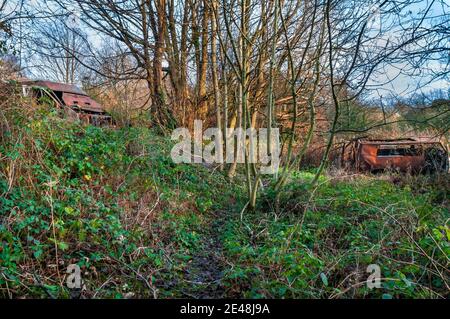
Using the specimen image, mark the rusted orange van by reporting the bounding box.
[342,138,449,173]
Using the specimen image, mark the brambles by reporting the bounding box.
[0,102,240,298]
[0,98,448,299]
[221,173,449,298]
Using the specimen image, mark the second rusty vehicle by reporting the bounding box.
[17,79,112,126]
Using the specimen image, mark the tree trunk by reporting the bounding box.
[151,0,176,130]
[197,0,209,120]
[211,0,223,169]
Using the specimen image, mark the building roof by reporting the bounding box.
[18,79,106,113]
[18,79,88,96]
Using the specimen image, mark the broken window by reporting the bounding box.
[377,145,421,157]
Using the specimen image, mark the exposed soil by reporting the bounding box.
[182,210,226,298]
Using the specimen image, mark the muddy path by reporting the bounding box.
[181,210,227,298]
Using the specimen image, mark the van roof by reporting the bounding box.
[358,137,442,145]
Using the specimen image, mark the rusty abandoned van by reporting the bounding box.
[342,138,449,173]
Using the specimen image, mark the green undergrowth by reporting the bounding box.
[1,105,448,299]
[0,109,243,298]
[222,172,449,298]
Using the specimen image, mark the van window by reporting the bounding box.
[377,145,420,157]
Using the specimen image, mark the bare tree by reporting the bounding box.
[51,0,177,129]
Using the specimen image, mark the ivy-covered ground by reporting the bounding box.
[0,109,448,298]
[222,172,449,298]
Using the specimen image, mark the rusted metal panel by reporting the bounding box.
[358,143,426,172]
[343,137,449,173]
[62,92,103,112]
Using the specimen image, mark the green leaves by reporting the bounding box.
[320,273,329,287]
[57,241,69,251]
[221,170,449,298]
[2,108,447,299]
[64,206,76,216]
